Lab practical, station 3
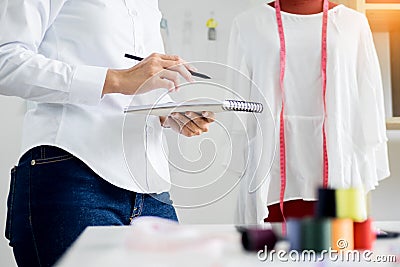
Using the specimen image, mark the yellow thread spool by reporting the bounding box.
[336,188,367,222]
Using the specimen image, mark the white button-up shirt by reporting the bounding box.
[0,0,173,193]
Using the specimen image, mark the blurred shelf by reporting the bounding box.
[387,117,400,130]
[365,3,400,9]
[366,0,400,4]
[366,9,400,31]
[333,1,400,117]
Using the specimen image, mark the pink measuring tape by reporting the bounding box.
[275,0,329,235]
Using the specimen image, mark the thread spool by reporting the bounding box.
[316,188,336,218]
[354,218,375,250]
[301,218,331,252]
[241,228,278,252]
[336,188,367,222]
[331,218,354,250]
[287,219,302,251]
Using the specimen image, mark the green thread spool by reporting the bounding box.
[301,218,332,252]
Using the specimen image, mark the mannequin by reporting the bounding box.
[266,0,339,222]
[228,0,389,224]
[268,0,338,15]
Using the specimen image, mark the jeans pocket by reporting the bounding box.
[34,154,74,165]
[5,166,17,242]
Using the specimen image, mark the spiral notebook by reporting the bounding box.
[124,99,263,116]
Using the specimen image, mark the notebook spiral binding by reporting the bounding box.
[222,100,263,113]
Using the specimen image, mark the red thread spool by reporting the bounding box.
[354,218,375,250]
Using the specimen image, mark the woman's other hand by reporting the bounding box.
[160,111,215,137]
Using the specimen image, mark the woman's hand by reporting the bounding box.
[160,111,215,137]
[102,53,195,95]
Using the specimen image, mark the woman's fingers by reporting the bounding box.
[184,112,210,132]
[164,116,196,137]
[155,53,194,83]
[163,116,181,133]
[201,111,215,123]
[164,112,216,137]
[164,63,194,83]
[171,113,200,136]
[147,53,194,90]
[157,54,181,61]
[159,69,180,91]
[154,78,175,92]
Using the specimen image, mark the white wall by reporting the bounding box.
[0,97,25,267]
[371,131,400,221]
[159,0,266,63]
[373,32,393,118]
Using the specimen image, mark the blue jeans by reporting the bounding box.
[5,145,178,267]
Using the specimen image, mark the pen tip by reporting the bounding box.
[189,70,212,80]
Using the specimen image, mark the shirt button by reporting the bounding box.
[137,47,144,54]
[31,160,36,166]
[148,127,153,134]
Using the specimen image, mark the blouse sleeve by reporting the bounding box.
[227,19,252,102]
[224,19,253,174]
[0,0,107,106]
[357,15,390,181]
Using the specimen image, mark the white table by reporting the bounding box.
[55,221,400,267]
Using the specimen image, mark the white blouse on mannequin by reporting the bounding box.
[227,4,390,224]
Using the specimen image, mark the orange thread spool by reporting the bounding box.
[331,218,354,251]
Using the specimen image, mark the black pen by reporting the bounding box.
[124,53,211,79]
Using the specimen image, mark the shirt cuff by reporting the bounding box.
[69,65,108,106]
